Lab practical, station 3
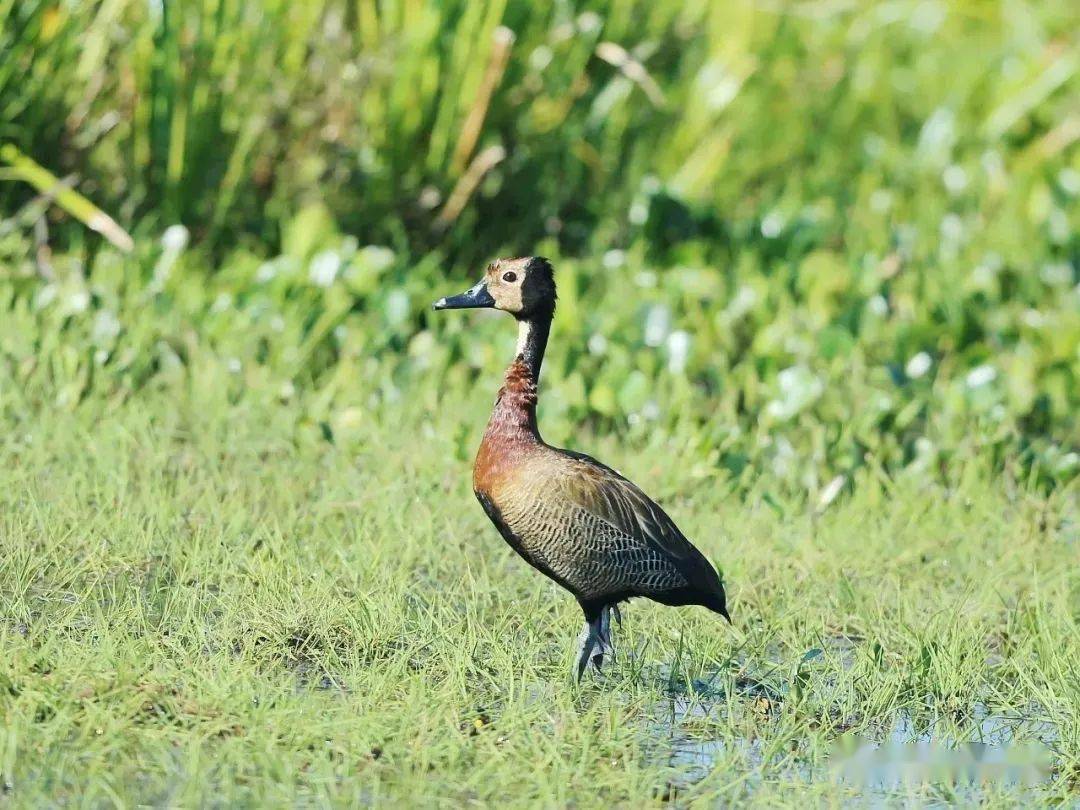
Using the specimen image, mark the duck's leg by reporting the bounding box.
[575,618,600,681]
[575,603,606,681]
[576,604,621,680]
[598,605,615,662]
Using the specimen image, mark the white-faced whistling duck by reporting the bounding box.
[434,257,729,680]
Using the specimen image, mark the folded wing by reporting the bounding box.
[557,449,726,604]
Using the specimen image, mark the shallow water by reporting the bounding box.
[832,706,1056,798]
[646,656,1058,802]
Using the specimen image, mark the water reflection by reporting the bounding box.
[832,706,1055,793]
[647,662,1057,801]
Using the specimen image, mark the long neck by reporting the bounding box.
[514,312,551,382]
[484,311,552,441]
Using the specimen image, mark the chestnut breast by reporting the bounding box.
[470,359,687,601]
[473,433,686,601]
[473,359,542,502]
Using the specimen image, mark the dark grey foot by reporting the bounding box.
[575,605,618,681]
[575,621,600,681]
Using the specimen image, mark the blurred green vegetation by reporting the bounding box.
[1,0,1078,493]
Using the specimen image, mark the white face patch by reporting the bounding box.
[486,258,532,313]
[491,281,524,313]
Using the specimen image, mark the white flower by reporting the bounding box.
[161,224,189,254]
[940,213,964,242]
[666,330,690,373]
[634,271,657,288]
[92,310,122,343]
[965,365,996,388]
[309,250,341,288]
[725,285,757,320]
[643,304,670,347]
[529,46,553,72]
[358,245,395,273]
[641,175,661,195]
[1040,262,1072,287]
[942,165,967,194]
[1057,452,1079,473]
[1059,168,1080,197]
[918,107,955,161]
[981,149,1005,177]
[418,187,441,210]
[905,352,932,379]
[576,11,601,32]
[708,75,740,112]
[870,190,893,212]
[770,436,796,477]
[384,289,410,325]
[766,365,824,420]
[761,211,784,238]
[67,290,90,314]
[602,249,625,269]
[1049,209,1070,245]
[34,285,57,310]
[817,475,846,511]
[910,0,945,33]
[1022,309,1045,328]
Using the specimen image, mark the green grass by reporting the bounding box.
[1,374,1077,805]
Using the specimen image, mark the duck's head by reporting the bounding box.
[433,256,556,320]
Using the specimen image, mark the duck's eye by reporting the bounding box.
[502,271,518,283]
